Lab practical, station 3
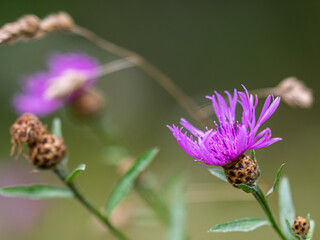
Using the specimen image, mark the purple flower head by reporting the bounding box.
[167,85,282,166]
[13,52,99,117]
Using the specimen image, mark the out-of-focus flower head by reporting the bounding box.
[168,85,282,166]
[13,52,99,117]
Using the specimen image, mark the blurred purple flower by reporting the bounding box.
[168,86,282,166]
[13,52,99,117]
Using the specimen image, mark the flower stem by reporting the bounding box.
[53,165,130,240]
[252,184,287,240]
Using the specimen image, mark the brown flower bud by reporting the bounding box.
[292,216,309,238]
[71,88,106,117]
[10,113,46,156]
[223,155,260,187]
[29,133,67,169]
[275,77,313,108]
[40,12,74,33]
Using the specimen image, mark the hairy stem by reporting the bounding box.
[54,165,130,240]
[252,184,287,240]
[70,25,208,127]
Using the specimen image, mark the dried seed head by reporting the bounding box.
[0,14,40,45]
[10,113,46,156]
[40,12,74,33]
[275,77,313,108]
[223,154,260,187]
[292,216,310,237]
[29,133,66,169]
[71,88,106,117]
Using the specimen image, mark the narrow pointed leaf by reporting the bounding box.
[266,163,285,198]
[51,118,62,138]
[236,184,256,193]
[105,148,159,216]
[208,168,227,182]
[0,185,73,199]
[251,149,256,162]
[209,218,270,232]
[307,219,315,239]
[51,118,69,164]
[65,164,86,184]
[279,177,296,239]
[167,176,186,240]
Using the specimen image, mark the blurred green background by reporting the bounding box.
[0,1,319,239]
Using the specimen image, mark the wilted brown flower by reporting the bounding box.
[10,113,46,156]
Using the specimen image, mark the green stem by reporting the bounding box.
[54,165,130,240]
[252,184,287,240]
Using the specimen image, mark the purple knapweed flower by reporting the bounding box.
[168,86,282,166]
[13,52,99,117]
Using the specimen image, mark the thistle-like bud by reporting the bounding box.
[40,12,74,33]
[29,133,67,169]
[223,154,260,186]
[10,113,46,156]
[71,88,106,117]
[292,216,310,238]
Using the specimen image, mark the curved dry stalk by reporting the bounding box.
[70,25,208,127]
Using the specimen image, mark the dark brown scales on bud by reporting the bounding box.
[223,155,259,186]
[10,113,47,156]
[292,216,310,238]
[29,133,66,169]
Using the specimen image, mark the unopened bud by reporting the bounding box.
[223,155,260,187]
[275,77,313,108]
[29,133,66,169]
[10,113,46,156]
[292,216,309,238]
[71,88,106,117]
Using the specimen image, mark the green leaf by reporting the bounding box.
[208,168,227,183]
[250,149,257,162]
[285,219,295,237]
[209,218,270,232]
[167,176,186,240]
[236,184,256,193]
[307,219,315,239]
[105,148,159,216]
[0,185,73,199]
[51,118,62,138]
[65,164,86,184]
[279,177,296,239]
[266,163,285,198]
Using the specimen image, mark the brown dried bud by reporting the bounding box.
[292,216,310,237]
[29,133,67,169]
[10,113,46,156]
[275,77,313,108]
[40,12,74,33]
[71,88,106,117]
[223,155,260,186]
